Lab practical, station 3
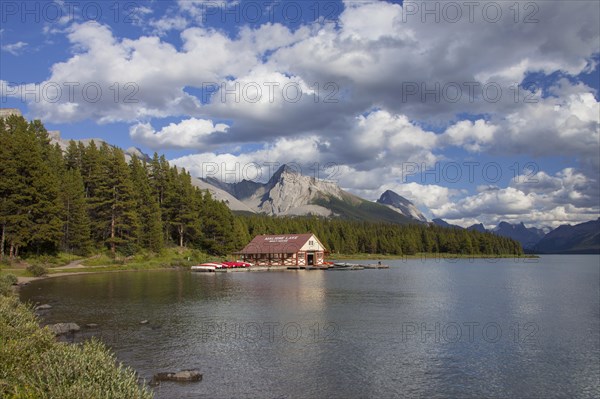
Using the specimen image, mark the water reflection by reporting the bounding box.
[19,257,600,399]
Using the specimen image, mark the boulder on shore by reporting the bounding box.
[48,322,80,335]
[152,369,202,384]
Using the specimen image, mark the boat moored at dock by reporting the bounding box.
[191,263,223,272]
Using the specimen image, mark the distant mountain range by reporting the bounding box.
[433,217,599,254]
[202,165,425,224]
[492,222,546,249]
[534,219,600,254]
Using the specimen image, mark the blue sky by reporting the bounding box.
[1,0,599,228]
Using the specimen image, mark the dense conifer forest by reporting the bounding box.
[237,216,523,256]
[0,115,522,260]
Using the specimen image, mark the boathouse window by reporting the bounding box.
[309,240,314,245]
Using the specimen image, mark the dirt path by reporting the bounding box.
[53,259,86,269]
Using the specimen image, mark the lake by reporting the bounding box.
[20,255,600,398]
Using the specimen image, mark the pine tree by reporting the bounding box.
[60,168,92,255]
[1,117,63,257]
[87,144,139,256]
[164,168,200,247]
[64,140,83,170]
[130,156,163,252]
[104,147,140,256]
[85,142,111,245]
[200,190,235,255]
[0,116,21,259]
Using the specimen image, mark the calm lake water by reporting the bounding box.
[20,255,600,398]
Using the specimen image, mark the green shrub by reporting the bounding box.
[82,253,116,267]
[0,295,153,398]
[0,273,18,296]
[2,274,17,286]
[26,264,48,277]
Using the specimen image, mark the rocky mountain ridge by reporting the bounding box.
[202,164,425,224]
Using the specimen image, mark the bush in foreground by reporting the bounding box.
[0,295,153,399]
[0,274,18,296]
[26,264,48,277]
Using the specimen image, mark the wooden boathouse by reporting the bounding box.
[236,234,327,266]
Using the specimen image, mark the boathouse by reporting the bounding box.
[236,234,327,266]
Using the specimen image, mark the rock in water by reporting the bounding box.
[48,323,80,335]
[35,304,52,310]
[152,369,203,383]
[140,320,149,324]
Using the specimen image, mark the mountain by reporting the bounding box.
[534,219,600,254]
[376,190,428,222]
[189,176,256,213]
[48,130,149,162]
[432,218,463,229]
[492,221,546,249]
[203,165,419,224]
[467,223,487,233]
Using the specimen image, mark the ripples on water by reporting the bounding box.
[20,255,600,398]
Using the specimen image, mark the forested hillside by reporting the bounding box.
[0,115,239,259]
[0,115,522,260]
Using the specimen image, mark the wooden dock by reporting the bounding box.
[287,266,329,271]
[329,262,389,270]
[193,263,390,274]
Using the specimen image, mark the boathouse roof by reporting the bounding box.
[236,233,326,254]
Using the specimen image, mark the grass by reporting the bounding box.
[0,268,31,278]
[19,253,84,268]
[80,248,223,269]
[1,248,224,278]
[0,294,153,399]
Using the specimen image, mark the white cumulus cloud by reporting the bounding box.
[129,118,229,150]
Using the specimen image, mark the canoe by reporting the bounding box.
[191,263,223,272]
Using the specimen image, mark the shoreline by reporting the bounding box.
[12,252,541,286]
[15,268,179,286]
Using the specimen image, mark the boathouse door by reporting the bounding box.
[307,253,314,265]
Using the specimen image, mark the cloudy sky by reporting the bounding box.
[1,0,599,228]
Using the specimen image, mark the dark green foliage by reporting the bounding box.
[130,156,163,252]
[60,169,92,255]
[164,168,200,247]
[26,264,48,277]
[237,215,523,256]
[0,116,243,259]
[199,191,236,255]
[0,116,62,259]
[103,146,140,256]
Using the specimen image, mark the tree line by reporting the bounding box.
[0,115,238,259]
[0,115,522,260]
[236,215,523,256]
